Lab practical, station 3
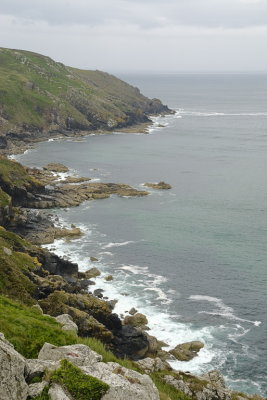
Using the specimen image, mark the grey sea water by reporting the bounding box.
[17,74,267,395]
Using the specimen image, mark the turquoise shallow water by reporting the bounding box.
[17,74,267,395]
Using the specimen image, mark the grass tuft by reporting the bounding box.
[51,359,109,400]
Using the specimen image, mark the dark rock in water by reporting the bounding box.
[144,181,172,190]
[129,307,138,315]
[90,256,99,262]
[94,288,104,298]
[43,163,69,173]
[85,267,101,278]
[104,275,113,281]
[112,325,149,360]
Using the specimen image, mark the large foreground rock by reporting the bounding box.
[82,362,160,400]
[38,342,159,400]
[0,333,28,400]
[38,342,102,366]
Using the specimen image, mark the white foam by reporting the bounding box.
[119,264,149,274]
[189,295,261,326]
[176,108,267,117]
[103,241,136,249]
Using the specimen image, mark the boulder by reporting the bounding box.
[104,275,114,281]
[28,382,48,398]
[0,333,28,400]
[163,375,193,397]
[49,383,72,400]
[129,307,138,315]
[112,325,149,360]
[144,181,172,190]
[38,343,102,366]
[200,370,226,389]
[135,357,172,374]
[90,256,99,262]
[170,341,204,361]
[31,304,43,314]
[144,333,167,358]
[55,314,78,334]
[43,163,69,173]
[25,359,60,381]
[123,313,148,329]
[85,267,101,278]
[94,288,104,298]
[81,362,160,400]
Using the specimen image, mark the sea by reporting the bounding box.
[15,73,267,396]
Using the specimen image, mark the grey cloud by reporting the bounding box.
[0,0,267,29]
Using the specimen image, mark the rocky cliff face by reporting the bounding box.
[0,47,171,151]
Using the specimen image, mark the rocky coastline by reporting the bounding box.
[0,152,265,400]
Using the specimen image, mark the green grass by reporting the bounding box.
[0,47,165,136]
[51,360,109,400]
[30,386,50,400]
[0,296,78,358]
[0,294,193,400]
[0,157,43,193]
[0,227,41,304]
[0,188,10,207]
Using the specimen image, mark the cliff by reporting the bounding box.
[0,47,170,151]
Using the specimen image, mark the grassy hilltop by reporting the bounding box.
[0,47,169,142]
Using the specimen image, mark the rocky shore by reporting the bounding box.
[0,156,265,400]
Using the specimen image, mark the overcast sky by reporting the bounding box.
[1,0,267,73]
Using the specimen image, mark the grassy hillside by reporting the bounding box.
[0,47,169,141]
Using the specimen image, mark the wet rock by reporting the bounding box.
[144,181,172,190]
[129,307,138,315]
[85,267,101,278]
[94,288,104,298]
[170,341,204,361]
[90,256,99,262]
[104,274,113,281]
[43,163,69,173]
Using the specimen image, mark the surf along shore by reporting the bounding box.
[0,117,265,400]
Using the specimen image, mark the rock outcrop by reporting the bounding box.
[144,181,172,190]
[0,334,28,400]
[170,341,204,361]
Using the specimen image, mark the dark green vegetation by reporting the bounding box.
[0,47,169,141]
[0,295,78,358]
[0,156,42,194]
[0,295,188,400]
[51,360,109,400]
[0,227,39,305]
